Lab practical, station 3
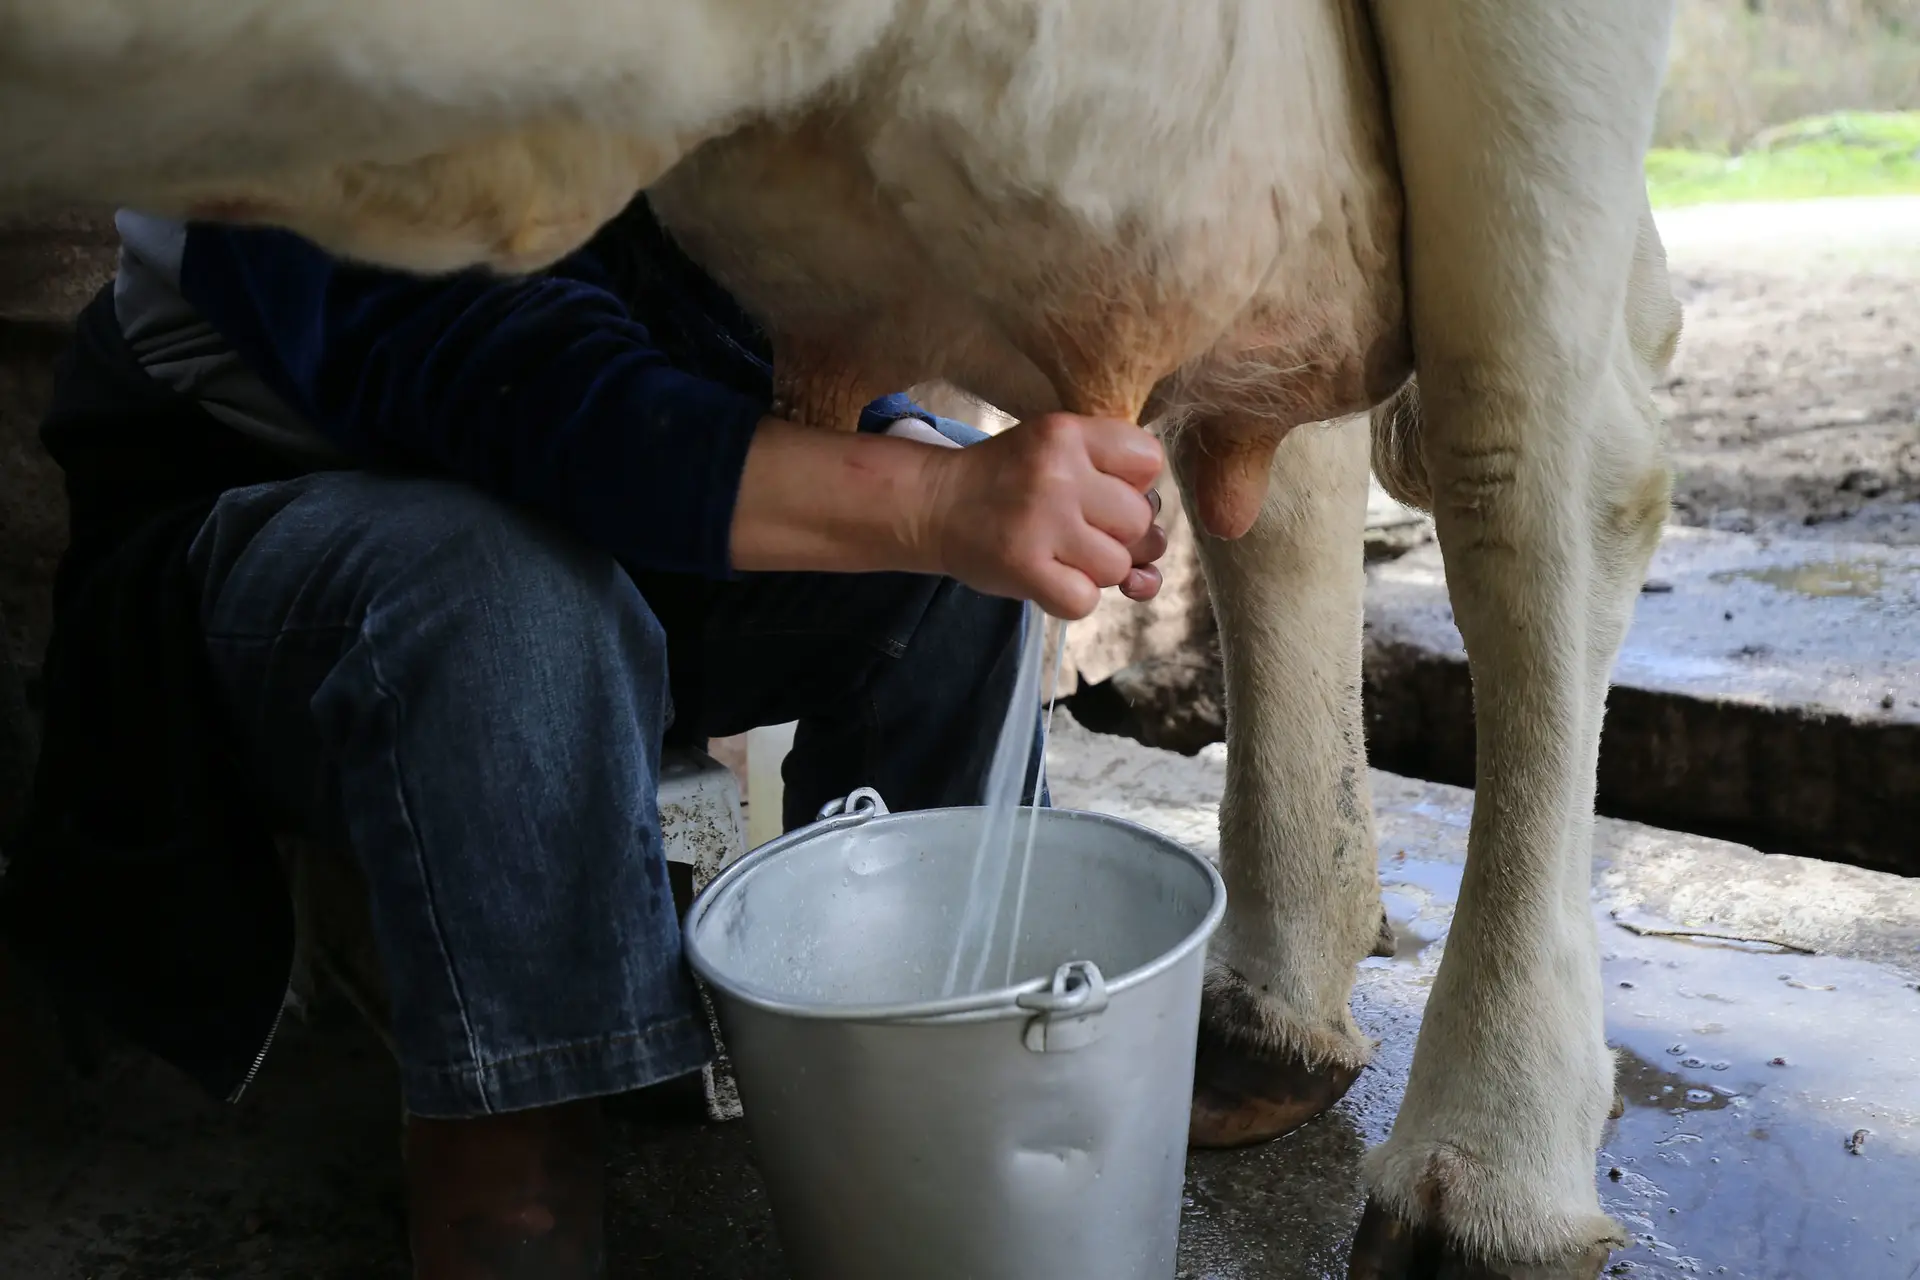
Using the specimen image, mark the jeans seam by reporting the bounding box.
[402,1014,711,1117]
[359,634,494,1112]
[450,1015,704,1074]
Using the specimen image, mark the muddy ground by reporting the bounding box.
[1655,196,1920,546]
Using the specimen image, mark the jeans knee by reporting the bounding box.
[427,522,655,693]
[309,476,668,728]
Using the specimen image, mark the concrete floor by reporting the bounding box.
[1363,526,1920,875]
[3,722,1917,1279]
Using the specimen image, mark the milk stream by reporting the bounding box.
[940,602,1068,998]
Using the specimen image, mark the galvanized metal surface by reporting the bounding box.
[686,795,1225,1280]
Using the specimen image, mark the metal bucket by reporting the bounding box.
[684,788,1226,1280]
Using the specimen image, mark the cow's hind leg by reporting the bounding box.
[1175,412,1385,1147]
[1350,1,1681,1276]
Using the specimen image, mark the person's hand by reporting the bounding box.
[1125,489,1169,601]
[914,412,1168,619]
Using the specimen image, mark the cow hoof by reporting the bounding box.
[1346,1199,1612,1280]
[1188,965,1367,1148]
[1370,907,1398,959]
[1188,1026,1363,1148]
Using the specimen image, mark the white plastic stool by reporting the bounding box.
[656,749,747,1122]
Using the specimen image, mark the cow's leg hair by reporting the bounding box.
[1175,412,1384,1147]
[1350,0,1680,1274]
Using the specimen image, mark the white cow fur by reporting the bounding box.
[1,0,1684,1269]
[1359,3,1682,1260]
[0,0,901,270]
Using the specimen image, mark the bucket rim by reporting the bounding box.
[683,801,1226,1025]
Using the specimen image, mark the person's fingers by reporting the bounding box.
[1080,474,1156,545]
[1078,418,1165,490]
[1128,522,1168,568]
[1062,522,1135,590]
[1119,564,1163,602]
[1033,561,1102,620]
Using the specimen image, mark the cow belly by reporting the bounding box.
[649,0,1407,531]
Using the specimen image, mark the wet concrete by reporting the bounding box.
[4,722,1918,1278]
[1365,525,1920,874]
[1059,722,1920,1280]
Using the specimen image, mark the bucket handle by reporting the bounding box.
[1017,960,1109,1053]
[791,791,1104,1038]
[814,787,890,824]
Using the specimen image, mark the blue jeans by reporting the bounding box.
[185,468,1041,1119]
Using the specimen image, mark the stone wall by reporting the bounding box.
[0,211,117,838]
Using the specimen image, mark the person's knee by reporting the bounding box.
[204,472,666,717]
[363,481,666,702]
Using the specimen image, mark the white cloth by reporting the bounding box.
[881,417,964,449]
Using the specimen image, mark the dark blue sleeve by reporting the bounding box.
[178,223,768,578]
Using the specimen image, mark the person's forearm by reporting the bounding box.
[728,418,947,575]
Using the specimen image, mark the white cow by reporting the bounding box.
[0,0,902,271]
[0,2,1684,1275]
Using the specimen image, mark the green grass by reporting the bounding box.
[1646,110,1920,207]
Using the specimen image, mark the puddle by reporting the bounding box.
[1600,926,1920,1279]
[1709,559,1909,599]
[1115,760,1920,1278]
[1355,849,1920,1278]
[1185,886,1920,1279]
[1377,853,1465,905]
[1615,1047,1742,1115]
[1363,854,1465,970]
[1363,887,1443,966]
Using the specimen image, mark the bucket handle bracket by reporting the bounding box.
[814,787,889,824]
[1018,960,1108,1053]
